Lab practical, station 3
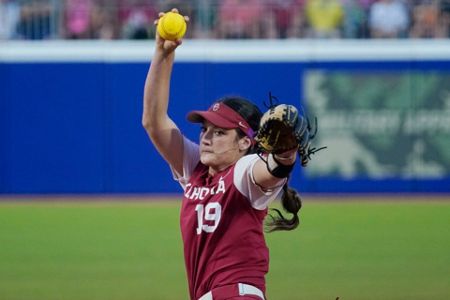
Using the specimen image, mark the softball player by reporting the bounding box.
[142,9,304,300]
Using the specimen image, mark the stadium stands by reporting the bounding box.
[1,0,450,40]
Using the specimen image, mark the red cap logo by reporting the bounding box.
[212,103,220,112]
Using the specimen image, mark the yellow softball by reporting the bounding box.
[157,12,187,41]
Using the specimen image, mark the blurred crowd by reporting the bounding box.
[1,0,450,40]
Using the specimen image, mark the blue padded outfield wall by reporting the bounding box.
[1,40,450,194]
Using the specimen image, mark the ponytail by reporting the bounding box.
[265,183,302,232]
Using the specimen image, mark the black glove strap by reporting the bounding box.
[266,154,295,178]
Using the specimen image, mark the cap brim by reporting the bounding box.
[186,110,237,129]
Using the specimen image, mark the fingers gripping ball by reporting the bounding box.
[255,104,308,154]
[157,12,187,41]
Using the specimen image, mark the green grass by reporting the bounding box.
[0,199,449,300]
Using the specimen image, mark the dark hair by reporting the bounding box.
[219,96,262,133]
[219,96,262,154]
[218,95,302,233]
[265,184,302,232]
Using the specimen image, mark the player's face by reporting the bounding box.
[199,121,245,174]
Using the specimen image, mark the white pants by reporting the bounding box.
[198,283,265,300]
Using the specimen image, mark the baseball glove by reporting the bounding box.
[255,104,319,166]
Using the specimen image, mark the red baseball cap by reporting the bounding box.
[187,102,255,138]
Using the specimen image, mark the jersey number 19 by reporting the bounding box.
[195,203,222,234]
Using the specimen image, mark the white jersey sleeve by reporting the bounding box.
[234,154,287,210]
[170,136,200,190]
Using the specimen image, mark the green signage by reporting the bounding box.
[305,71,450,179]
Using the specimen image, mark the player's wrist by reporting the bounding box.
[274,151,297,165]
[153,49,175,63]
[266,153,295,178]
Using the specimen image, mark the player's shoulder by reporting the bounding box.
[234,153,260,184]
[235,153,259,173]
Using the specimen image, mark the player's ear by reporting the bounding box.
[238,137,252,152]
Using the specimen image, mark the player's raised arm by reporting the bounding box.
[142,9,188,175]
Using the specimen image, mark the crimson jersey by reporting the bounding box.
[172,138,285,300]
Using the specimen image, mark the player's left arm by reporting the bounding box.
[252,149,297,190]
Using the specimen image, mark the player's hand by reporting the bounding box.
[154,8,189,55]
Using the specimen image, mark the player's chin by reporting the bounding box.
[200,152,216,165]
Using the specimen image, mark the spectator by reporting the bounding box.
[192,0,218,38]
[441,0,450,37]
[16,1,53,40]
[119,0,157,39]
[265,0,306,39]
[341,0,367,38]
[121,9,150,39]
[410,1,445,38]
[90,0,117,39]
[368,0,409,38]
[64,0,93,39]
[5,0,450,40]
[358,0,377,10]
[305,0,344,38]
[0,0,20,40]
[158,0,193,14]
[217,0,265,39]
[356,0,378,38]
